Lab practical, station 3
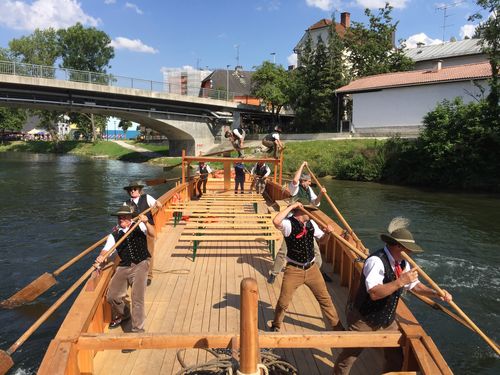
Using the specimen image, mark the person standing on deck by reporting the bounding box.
[124,180,161,287]
[195,161,213,198]
[234,162,247,194]
[94,204,154,332]
[268,161,326,284]
[225,126,246,157]
[262,126,284,158]
[334,217,453,374]
[270,202,343,332]
[250,160,271,194]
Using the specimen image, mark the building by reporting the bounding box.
[293,12,351,67]
[335,61,492,136]
[162,68,211,96]
[404,38,487,70]
[200,67,259,105]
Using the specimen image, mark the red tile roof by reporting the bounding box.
[336,62,492,93]
[308,18,347,37]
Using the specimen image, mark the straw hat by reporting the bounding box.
[123,180,145,191]
[111,203,135,217]
[380,217,424,253]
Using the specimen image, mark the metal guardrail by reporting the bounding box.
[0,60,245,102]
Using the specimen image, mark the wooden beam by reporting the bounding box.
[183,156,280,163]
[76,331,402,351]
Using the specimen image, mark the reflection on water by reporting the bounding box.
[0,153,499,374]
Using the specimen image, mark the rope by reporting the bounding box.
[152,268,190,275]
[175,348,298,375]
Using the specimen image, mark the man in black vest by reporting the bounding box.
[94,204,154,332]
[225,126,246,157]
[124,180,161,286]
[250,161,271,193]
[334,217,453,374]
[288,161,325,206]
[262,126,284,158]
[270,202,343,332]
[195,161,213,198]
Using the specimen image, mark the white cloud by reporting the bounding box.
[287,53,297,67]
[405,33,442,48]
[0,0,99,31]
[125,2,143,15]
[355,0,409,9]
[256,1,281,11]
[305,0,339,11]
[110,37,158,53]
[104,0,116,4]
[459,24,477,39]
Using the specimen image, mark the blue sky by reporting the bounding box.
[0,0,489,83]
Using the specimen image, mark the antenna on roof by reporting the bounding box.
[435,1,465,43]
[235,44,240,68]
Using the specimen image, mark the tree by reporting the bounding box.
[8,28,59,68]
[119,119,133,134]
[0,107,26,137]
[251,61,289,126]
[344,3,414,78]
[57,23,114,81]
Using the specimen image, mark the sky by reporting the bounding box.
[0,0,490,84]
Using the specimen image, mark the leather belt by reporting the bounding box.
[287,261,315,270]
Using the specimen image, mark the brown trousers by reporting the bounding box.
[271,240,323,276]
[147,234,155,280]
[107,259,150,331]
[333,309,403,374]
[272,264,340,329]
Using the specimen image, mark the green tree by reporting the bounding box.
[119,119,133,134]
[344,3,414,78]
[8,28,59,68]
[469,0,499,121]
[0,107,26,139]
[57,23,114,82]
[251,61,289,125]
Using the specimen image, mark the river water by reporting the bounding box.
[0,152,498,374]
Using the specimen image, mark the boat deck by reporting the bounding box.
[93,192,384,375]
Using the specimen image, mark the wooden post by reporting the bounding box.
[181,149,186,184]
[224,161,231,191]
[239,278,259,375]
[279,151,284,185]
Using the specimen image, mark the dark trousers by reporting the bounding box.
[196,178,208,195]
[235,176,244,192]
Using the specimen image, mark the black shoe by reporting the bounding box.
[269,325,280,332]
[147,278,152,286]
[267,274,276,284]
[132,328,145,333]
[121,348,136,353]
[322,272,333,282]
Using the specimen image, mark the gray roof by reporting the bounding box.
[203,69,255,95]
[404,38,483,62]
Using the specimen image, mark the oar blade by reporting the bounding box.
[0,273,57,308]
[0,349,14,375]
[145,178,166,186]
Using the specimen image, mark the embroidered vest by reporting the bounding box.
[129,194,154,224]
[199,165,209,180]
[112,226,150,267]
[353,248,403,328]
[293,185,312,205]
[254,164,268,177]
[284,217,315,264]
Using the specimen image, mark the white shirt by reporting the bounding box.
[288,181,319,206]
[251,163,271,177]
[233,128,245,140]
[102,222,147,252]
[196,164,213,174]
[130,194,156,207]
[364,246,420,292]
[271,132,280,141]
[279,218,324,239]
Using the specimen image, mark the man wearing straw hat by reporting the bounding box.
[94,204,154,332]
[123,180,161,286]
[270,202,343,333]
[334,217,452,374]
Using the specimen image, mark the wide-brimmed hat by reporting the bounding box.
[123,180,145,191]
[111,203,135,217]
[286,201,319,212]
[380,228,424,253]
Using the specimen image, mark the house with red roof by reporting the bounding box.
[335,61,492,136]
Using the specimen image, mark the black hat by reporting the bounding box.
[123,180,145,191]
[111,203,135,217]
[380,217,424,253]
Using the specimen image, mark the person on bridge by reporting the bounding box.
[250,160,271,194]
[195,161,213,198]
[262,126,284,158]
[334,217,453,375]
[270,202,343,333]
[94,204,154,333]
[225,126,246,157]
[234,162,248,194]
[123,180,161,286]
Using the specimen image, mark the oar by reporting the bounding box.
[0,236,107,308]
[145,176,181,186]
[304,164,368,252]
[163,161,183,171]
[401,251,500,355]
[0,218,144,375]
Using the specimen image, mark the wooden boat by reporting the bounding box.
[33,151,453,375]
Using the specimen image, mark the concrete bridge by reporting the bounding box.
[0,62,270,155]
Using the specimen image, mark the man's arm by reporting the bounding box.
[273,202,302,231]
[313,187,326,206]
[292,161,307,186]
[368,269,418,301]
[412,282,452,302]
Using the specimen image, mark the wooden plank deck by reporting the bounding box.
[93,192,383,374]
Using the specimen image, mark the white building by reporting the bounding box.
[162,67,211,96]
[335,61,492,136]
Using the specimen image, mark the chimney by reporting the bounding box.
[340,12,350,28]
[416,42,425,48]
[434,60,443,71]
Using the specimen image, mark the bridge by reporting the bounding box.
[0,61,270,155]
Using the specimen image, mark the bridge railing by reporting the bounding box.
[0,60,245,103]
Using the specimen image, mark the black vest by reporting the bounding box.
[284,217,315,264]
[199,165,209,180]
[353,248,404,328]
[129,194,154,224]
[112,226,150,267]
[254,164,268,177]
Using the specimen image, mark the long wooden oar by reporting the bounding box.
[0,218,143,375]
[304,164,368,253]
[145,176,181,186]
[0,236,107,308]
[401,251,500,355]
